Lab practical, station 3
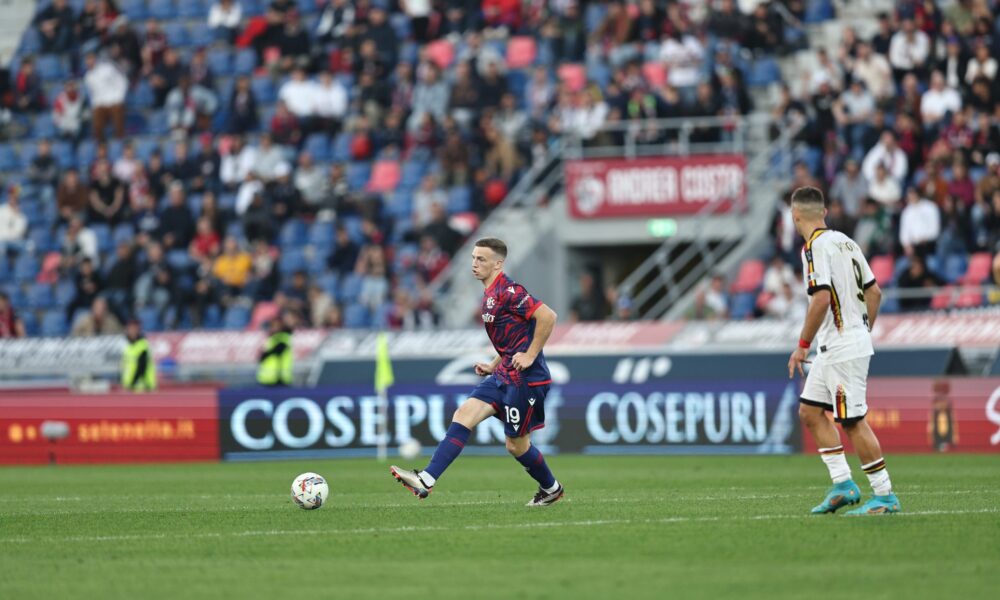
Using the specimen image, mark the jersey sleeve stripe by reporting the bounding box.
[863,278,877,290]
[829,283,844,332]
[807,283,831,296]
[803,229,827,282]
[524,301,542,320]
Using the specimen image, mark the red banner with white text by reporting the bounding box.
[0,387,220,465]
[802,378,1000,454]
[566,155,747,219]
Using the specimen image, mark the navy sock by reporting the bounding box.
[424,422,471,480]
[515,445,556,489]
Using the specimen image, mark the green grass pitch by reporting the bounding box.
[1,454,998,599]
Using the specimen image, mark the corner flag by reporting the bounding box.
[375,332,394,394]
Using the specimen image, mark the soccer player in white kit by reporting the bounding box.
[786,186,902,515]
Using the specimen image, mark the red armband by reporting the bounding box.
[798,338,811,349]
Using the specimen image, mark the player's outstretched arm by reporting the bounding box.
[864,282,882,331]
[475,355,503,376]
[788,290,831,378]
[512,304,557,371]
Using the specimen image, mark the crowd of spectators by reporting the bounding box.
[1,0,811,336]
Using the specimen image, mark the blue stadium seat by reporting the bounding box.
[242,0,265,17]
[31,114,56,139]
[202,304,223,329]
[223,305,251,329]
[747,57,781,87]
[389,12,411,39]
[52,140,75,169]
[304,133,331,162]
[943,254,968,283]
[0,144,18,170]
[399,159,428,188]
[188,23,214,48]
[138,307,162,332]
[346,162,372,189]
[338,273,362,302]
[730,293,756,320]
[385,189,413,220]
[307,222,335,249]
[19,141,38,169]
[127,80,155,109]
[804,0,836,23]
[234,49,258,76]
[19,311,38,336]
[331,133,352,162]
[148,0,178,20]
[13,255,40,283]
[317,273,339,298]
[585,62,612,89]
[343,303,370,328]
[28,228,57,253]
[166,249,193,271]
[164,22,189,47]
[307,252,328,276]
[121,0,148,21]
[207,48,233,76]
[90,223,113,254]
[54,280,75,307]
[279,249,307,274]
[19,27,41,55]
[35,55,66,82]
[75,140,96,168]
[278,220,306,249]
[40,310,67,337]
[27,283,54,309]
[446,186,472,214]
[178,0,206,18]
[251,76,277,104]
[135,138,161,162]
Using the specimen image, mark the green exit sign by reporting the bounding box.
[647,219,678,238]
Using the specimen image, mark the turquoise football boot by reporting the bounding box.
[844,493,901,515]
[810,480,862,514]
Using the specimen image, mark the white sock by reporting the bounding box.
[862,458,892,496]
[543,480,560,494]
[818,446,852,484]
[418,470,436,487]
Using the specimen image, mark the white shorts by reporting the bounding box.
[800,356,871,423]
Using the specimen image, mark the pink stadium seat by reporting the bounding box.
[557,63,586,92]
[249,302,280,330]
[955,287,984,309]
[730,259,765,293]
[869,255,894,285]
[426,39,454,70]
[756,291,774,310]
[506,36,537,69]
[961,252,993,285]
[367,160,401,193]
[450,213,480,235]
[642,62,667,88]
[930,286,954,311]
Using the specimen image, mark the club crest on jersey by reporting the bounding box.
[486,297,496,309]
[507,286,516,294]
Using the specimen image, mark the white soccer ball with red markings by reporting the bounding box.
[399,439,422,460]
[291,472,329,510]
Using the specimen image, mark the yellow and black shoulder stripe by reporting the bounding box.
[804,228,829,296]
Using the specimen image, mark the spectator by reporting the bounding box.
[493,92,528,144]
[104,242,137,319]
[413,175,447,229]
[449,61,481,129]
[83,52,127,142]
[276,10,311,73]
[834,80,875,154]
[149,48,185,107]
[131,191,160,239]
[70,297,124,337]
[251,133,287,182]
[862,131,908,184]
[313,71,348,135]
[0,292,26,338]
[888,18,930,82]
[279,67,317,123]
[660,30,704,96]
[899,188,941,259]
[356,245,390,312]
[247,239,279,300]
[483,124,522,183]
[307,284,334,327]
[327,225,359,276]
[269,100,302,148]
[0,187,28,259]
[293,151,328,213]
[27,140,60,193]
[56,169,89,227]
[13,57,46,113]
[948,161,976,208]
[690,274,729,320]
[165,75,219,133]
[141,19,168,75]
[764,282,808,322]
[316,0,354,45]
[134,242,178,325]
[34,0,76,54]
[220,135,258,189]
[65,257,103,324]
[570,272,608,322]
[106,15,142,75]
[524,66,555,121]
[964,41,996,86]
[158,182,196,250]
[868,164,903,209]
[420,201,461,255]
[235,175,265,217]
[762,255,796,297]
[896,255,943,312]
[319,303,343,328]
[920,71,962,129]
[87,160,126,226]
[208,0,242,43]
[112,141,142,185]
[408,62,449,130]
[829,158,867,218]
[188,47,216,91]
[76,0,101,48]
[851,42,894,104]
[267,162,301,222]
[279,270,311,320]
[362,5,398,68]
[826,200,856,236]
[52,80,87,142]
[213,236,253,297]
[227,75,259,135]
[936,195,972,267]
[708,0,746,43]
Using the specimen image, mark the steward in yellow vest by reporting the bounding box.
[121,320,157,391]
[257,318,293,386]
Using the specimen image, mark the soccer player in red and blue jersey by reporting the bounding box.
[391,238,564,506]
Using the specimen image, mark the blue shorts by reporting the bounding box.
[470,375,550,438]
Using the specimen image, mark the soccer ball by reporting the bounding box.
[290,472,329,510]
[398,439,422,460]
